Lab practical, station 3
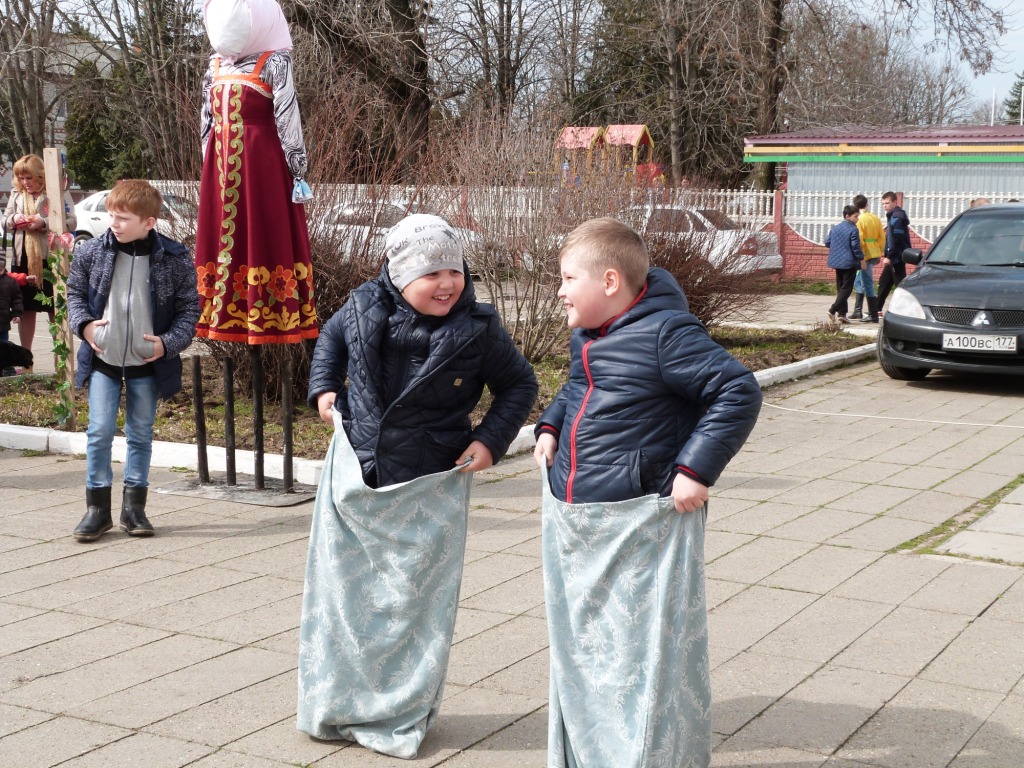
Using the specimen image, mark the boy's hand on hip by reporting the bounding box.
[142,334,165,362]
[534,433,557,468]
[672,474,708,514]
[457,440,493,473]
[84,319,107,353]
[317,392,336,424]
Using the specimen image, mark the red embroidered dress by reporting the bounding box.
[195,52,317,344]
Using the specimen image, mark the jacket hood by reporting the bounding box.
[377,259,478,316]
[586,267,691,338]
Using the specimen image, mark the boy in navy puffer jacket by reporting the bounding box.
[307,213,537,487]
[534,217,762,509]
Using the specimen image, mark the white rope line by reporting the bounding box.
[764,401,1024,430]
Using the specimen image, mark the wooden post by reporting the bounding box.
[42,149,76,430]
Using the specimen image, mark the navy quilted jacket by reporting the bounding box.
[824,219,865,270]
[536,268,762,504]
[307,264,538,487]
[67,229,200,399]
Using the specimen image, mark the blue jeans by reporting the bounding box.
[86,371,159,489]
[853,259,878,298]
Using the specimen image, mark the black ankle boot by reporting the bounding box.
[74,487,113,542]
[848,293,864,319]
[861,296,880,323]
[120,486,154,537]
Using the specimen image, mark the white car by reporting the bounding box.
[629,204,781,274]
[74,190,197,248]
[312,200,517,272]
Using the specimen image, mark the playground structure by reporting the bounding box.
[555,124,664,186]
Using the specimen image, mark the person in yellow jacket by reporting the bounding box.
[850,194,884,322]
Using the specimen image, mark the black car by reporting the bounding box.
[877,203,1024,380]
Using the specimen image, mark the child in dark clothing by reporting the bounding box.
[0,258,24,375]
[535,217,762,508]
[307,213,537,486]
[299,214,537,757]
[534,217,761,768]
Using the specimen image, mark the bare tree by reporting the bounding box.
[431,0,550,121]
[59,0,206,180]
[287,0,432,169]
[0,0,69,158]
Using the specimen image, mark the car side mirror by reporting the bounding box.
[903,248,923,265]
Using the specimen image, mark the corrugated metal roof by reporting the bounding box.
[747,124,1024,146]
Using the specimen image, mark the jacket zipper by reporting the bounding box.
[121,251,136,377]
[565,338,595,503]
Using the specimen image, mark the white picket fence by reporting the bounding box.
[152,181,1021,248]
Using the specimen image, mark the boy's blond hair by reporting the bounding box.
[559,217,649,295]
[105,180,162,221]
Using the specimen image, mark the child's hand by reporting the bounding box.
[11,317,18,325]
[456,440,493,473]
[142,334,165,362]
[671,473,708,514]
[84,319,108,353]
[534,432,557,468]
[317,392,336,424]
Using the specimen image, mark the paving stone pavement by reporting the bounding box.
[3,296,1024,767]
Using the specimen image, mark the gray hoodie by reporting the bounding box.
[92,248,156,368]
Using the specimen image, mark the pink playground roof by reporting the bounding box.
[555,127,605,150]
[605,124,652,147]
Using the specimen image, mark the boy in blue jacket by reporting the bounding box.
[824,204,866,323]
[67,180,200,541]
[533,217,761,768]
[534,217,761,508]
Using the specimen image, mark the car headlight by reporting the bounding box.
[887,287,925,319]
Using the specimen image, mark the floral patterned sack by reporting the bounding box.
[542,472,712,768]
[297,411,471,758]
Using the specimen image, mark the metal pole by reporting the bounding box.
[192,357,209,484]
[251,346,265,490]
[223,357,236,486]
[282,355,293,492]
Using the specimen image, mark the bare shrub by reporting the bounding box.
[644,233,770,328]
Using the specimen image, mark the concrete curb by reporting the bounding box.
[0,342,879,480]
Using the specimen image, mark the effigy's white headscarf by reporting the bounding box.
[203,0,293,63]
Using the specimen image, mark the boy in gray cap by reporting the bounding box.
[307,212,537,486]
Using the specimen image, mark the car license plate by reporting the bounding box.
[942,334,1017,353]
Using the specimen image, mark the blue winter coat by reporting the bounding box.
[307,264,538,488]
[67,230,200,399]
[536,268,762,504]
[885,205,912,264]
[824,219,865,270]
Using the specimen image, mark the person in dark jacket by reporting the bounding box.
[66,180,200,542]
[0,257,24,375]
[824,204,866,324]
[534,217,762,509]
[307,213,537,488]
[876,191,912,315]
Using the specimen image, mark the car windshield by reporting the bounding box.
[696,209,738,230]
[162,194,196,220]
[927,210,1024,266]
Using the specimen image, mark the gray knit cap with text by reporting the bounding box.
[385,214,464,291]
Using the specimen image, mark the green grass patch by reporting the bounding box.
[893,473,1024,557]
